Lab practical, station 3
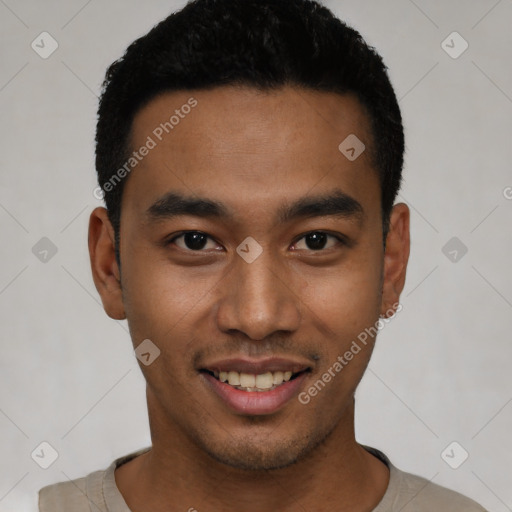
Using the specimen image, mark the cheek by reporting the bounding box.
[297,254,383,395]
[299,270,382,411]
[120,246,202,343]
[121,262,205,389]
[301,254,382,330]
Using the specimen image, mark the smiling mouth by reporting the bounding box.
[201,369,309,392]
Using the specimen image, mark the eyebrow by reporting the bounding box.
[145,189,365,225]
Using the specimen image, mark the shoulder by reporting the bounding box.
[38,471,103,512]
[362,446,488,512]
[389,464,488,511]
[37,447,150,512]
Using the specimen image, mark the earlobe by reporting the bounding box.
[88,207,126,320]
[380,203,410,317]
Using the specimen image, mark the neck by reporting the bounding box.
[115,394,389,512]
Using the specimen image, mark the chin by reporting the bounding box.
[196,425,329,472]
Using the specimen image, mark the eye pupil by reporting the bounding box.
[177,231,335,252]
[184,232,208,250]
[306,232,327,250]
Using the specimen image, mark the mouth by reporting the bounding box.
[198,358,312,415]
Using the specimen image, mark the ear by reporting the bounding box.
[380,202,410,318]
[88,207,126,320]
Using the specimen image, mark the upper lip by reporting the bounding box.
[200,357,311,375]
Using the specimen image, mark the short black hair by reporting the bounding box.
[95,0,404,267]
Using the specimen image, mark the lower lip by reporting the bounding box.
[201,372,308,415]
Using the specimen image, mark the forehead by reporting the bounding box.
[122,85,378,224]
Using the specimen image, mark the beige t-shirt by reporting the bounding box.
[38,445,488,511]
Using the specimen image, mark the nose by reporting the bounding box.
[215,248,302,340]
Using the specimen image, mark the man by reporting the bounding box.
[39,0,487,510]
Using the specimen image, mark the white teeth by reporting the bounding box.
[255,372,274,389]
[211,369,300,391]
[239,373,256,388]
[273,371,284,385]
[227,371,240,386]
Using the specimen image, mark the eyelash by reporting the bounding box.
[166,231,346,252]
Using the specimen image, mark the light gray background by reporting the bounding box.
[1,1,511,511]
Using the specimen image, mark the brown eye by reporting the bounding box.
[294,232,342,251]
[171,232,218,251]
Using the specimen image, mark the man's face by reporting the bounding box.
[92,86,407,470]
